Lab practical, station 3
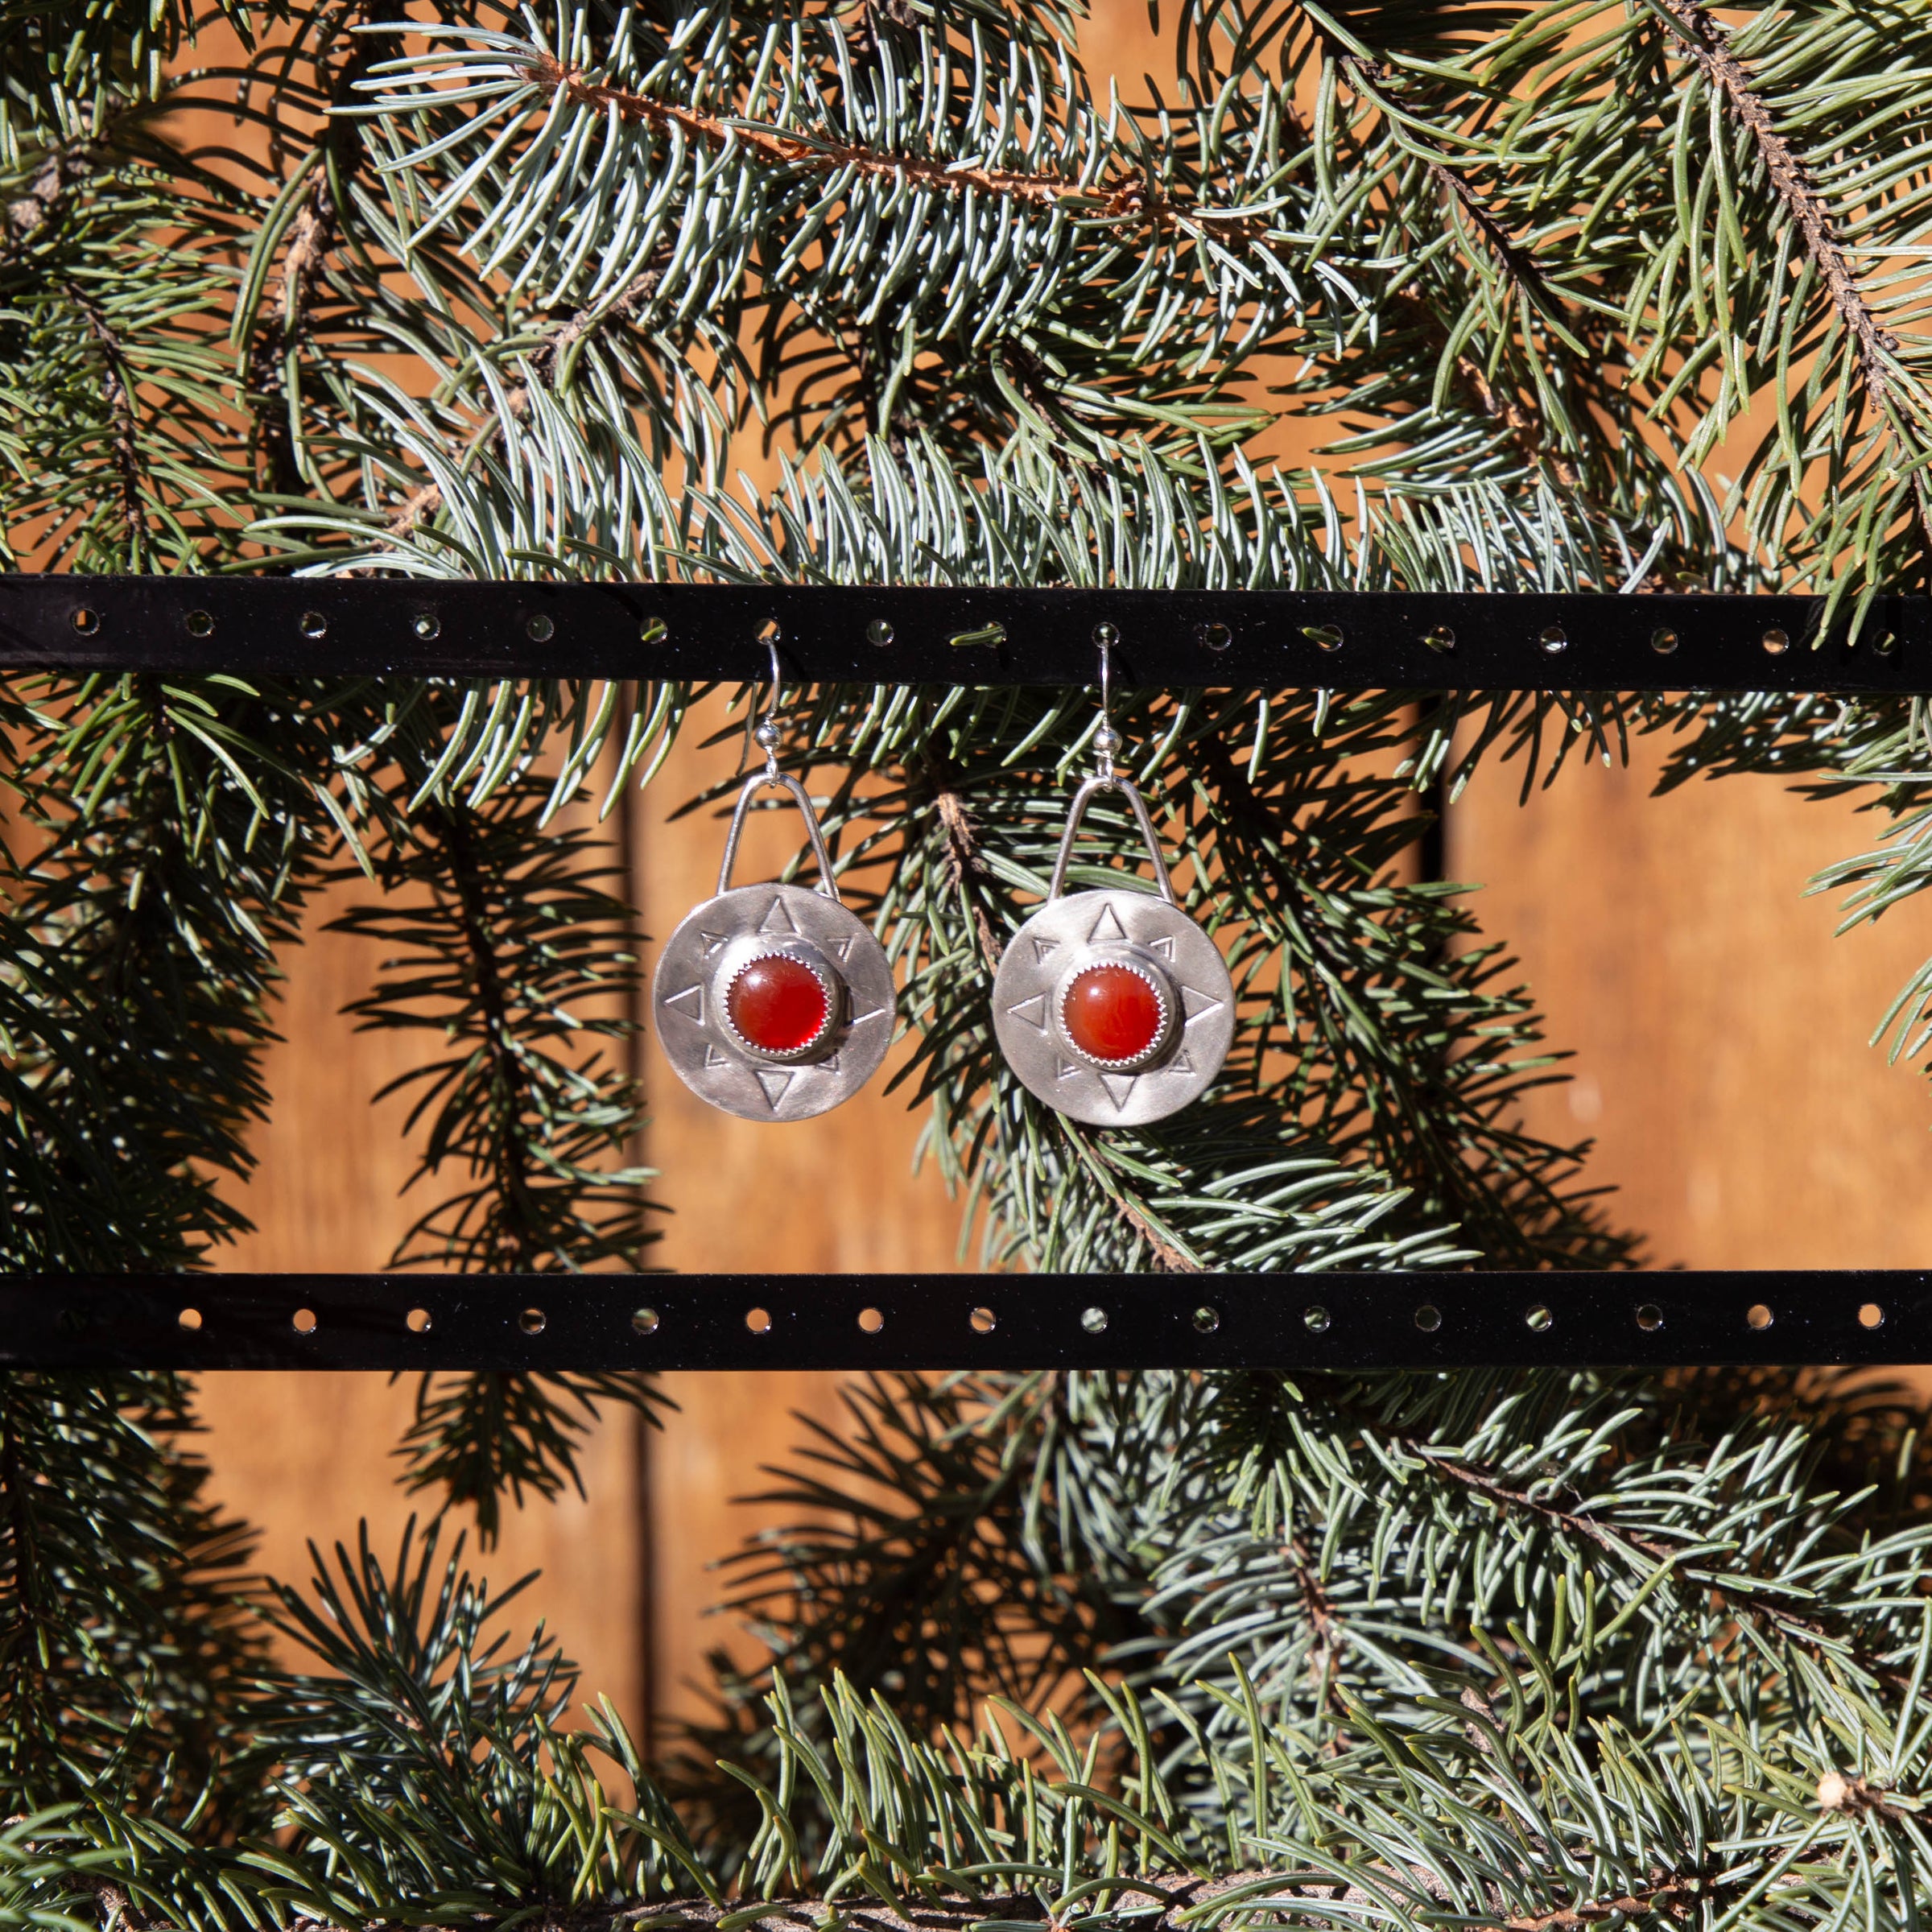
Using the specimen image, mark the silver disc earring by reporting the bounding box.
[652,653,894,1122]
[993,638,1234,1126]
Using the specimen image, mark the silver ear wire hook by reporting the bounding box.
[1092,625,1117,782]
[992,617,1234,1125]
[741,635,784,780]
[721,631,841,900]
[1046,773,1175,905]
[654,626,894,1122]
[716,770,841,902]
[1043,624,1175,905]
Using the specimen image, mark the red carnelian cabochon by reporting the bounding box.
[1062,964,1163,1064]
[729,955,830,1054]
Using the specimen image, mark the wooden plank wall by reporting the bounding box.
[193,0,1932,1750]
[1451,741,1932,1272]
[200,712,1932,1740]
[200,690,967,1737]
[631,699,965,1732]
[196,895,656,1720]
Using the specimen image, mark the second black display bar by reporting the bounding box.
[3,1272,1922,1370]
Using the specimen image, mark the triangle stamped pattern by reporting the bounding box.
[1182,985,1225,1023]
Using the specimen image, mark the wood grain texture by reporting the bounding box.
[621,0,1277,1737]
[1448,741,1932,1270]
[83,12,652,1740]
[197,690,966,1738]
[193,1369,645,1711]
[634,694,967,1734]
[173,0,1932,1764]
[201,877,649,1724]
[184,711,1932,1740]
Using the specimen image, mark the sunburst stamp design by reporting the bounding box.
[654,884,894,1121]
[993,884,1232,1126]
[652,753,895,1123]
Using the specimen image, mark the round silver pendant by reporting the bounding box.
[993,886,1234,1125]
[653,882,895,1122]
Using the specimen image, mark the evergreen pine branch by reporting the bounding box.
[0,148,259,572]
[662,436,1641,1275]
[10,5,1932,1926]
[0,1373,266,1821]
[0,0,262,161]
[0,672,346,1267]
[1633,0,1932,621]
[327,762,667,1542]
[395,1368,663,1550]
[6,1379,1932,1932]
[330,6,1320,468]
[21,1501,1929,1932]
[243,1517,583,1915]
[329,769,656,1275]
[668,1361,1932,1865]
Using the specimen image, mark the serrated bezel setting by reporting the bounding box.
[653,883,895,1121]
[1054,956,1177,1071]
[719,948,841,1063]
[993,887,1234,1126]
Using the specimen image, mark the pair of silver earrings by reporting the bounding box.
[650,639,1235,1127]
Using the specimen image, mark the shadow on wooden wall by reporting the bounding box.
[195,0,1932,1759]
[1451,737,1932,1274]
[200,688,967,1745]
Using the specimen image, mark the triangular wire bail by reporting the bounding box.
[1045,773,1179,906]
[715,770,844,902]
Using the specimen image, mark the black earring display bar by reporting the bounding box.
[5,573,1931,1372]
[0,1271,1919,1371]
[2,574,1930,691]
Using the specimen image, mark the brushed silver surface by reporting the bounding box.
[653,882,895,1121]
[993,887,1234,1125]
